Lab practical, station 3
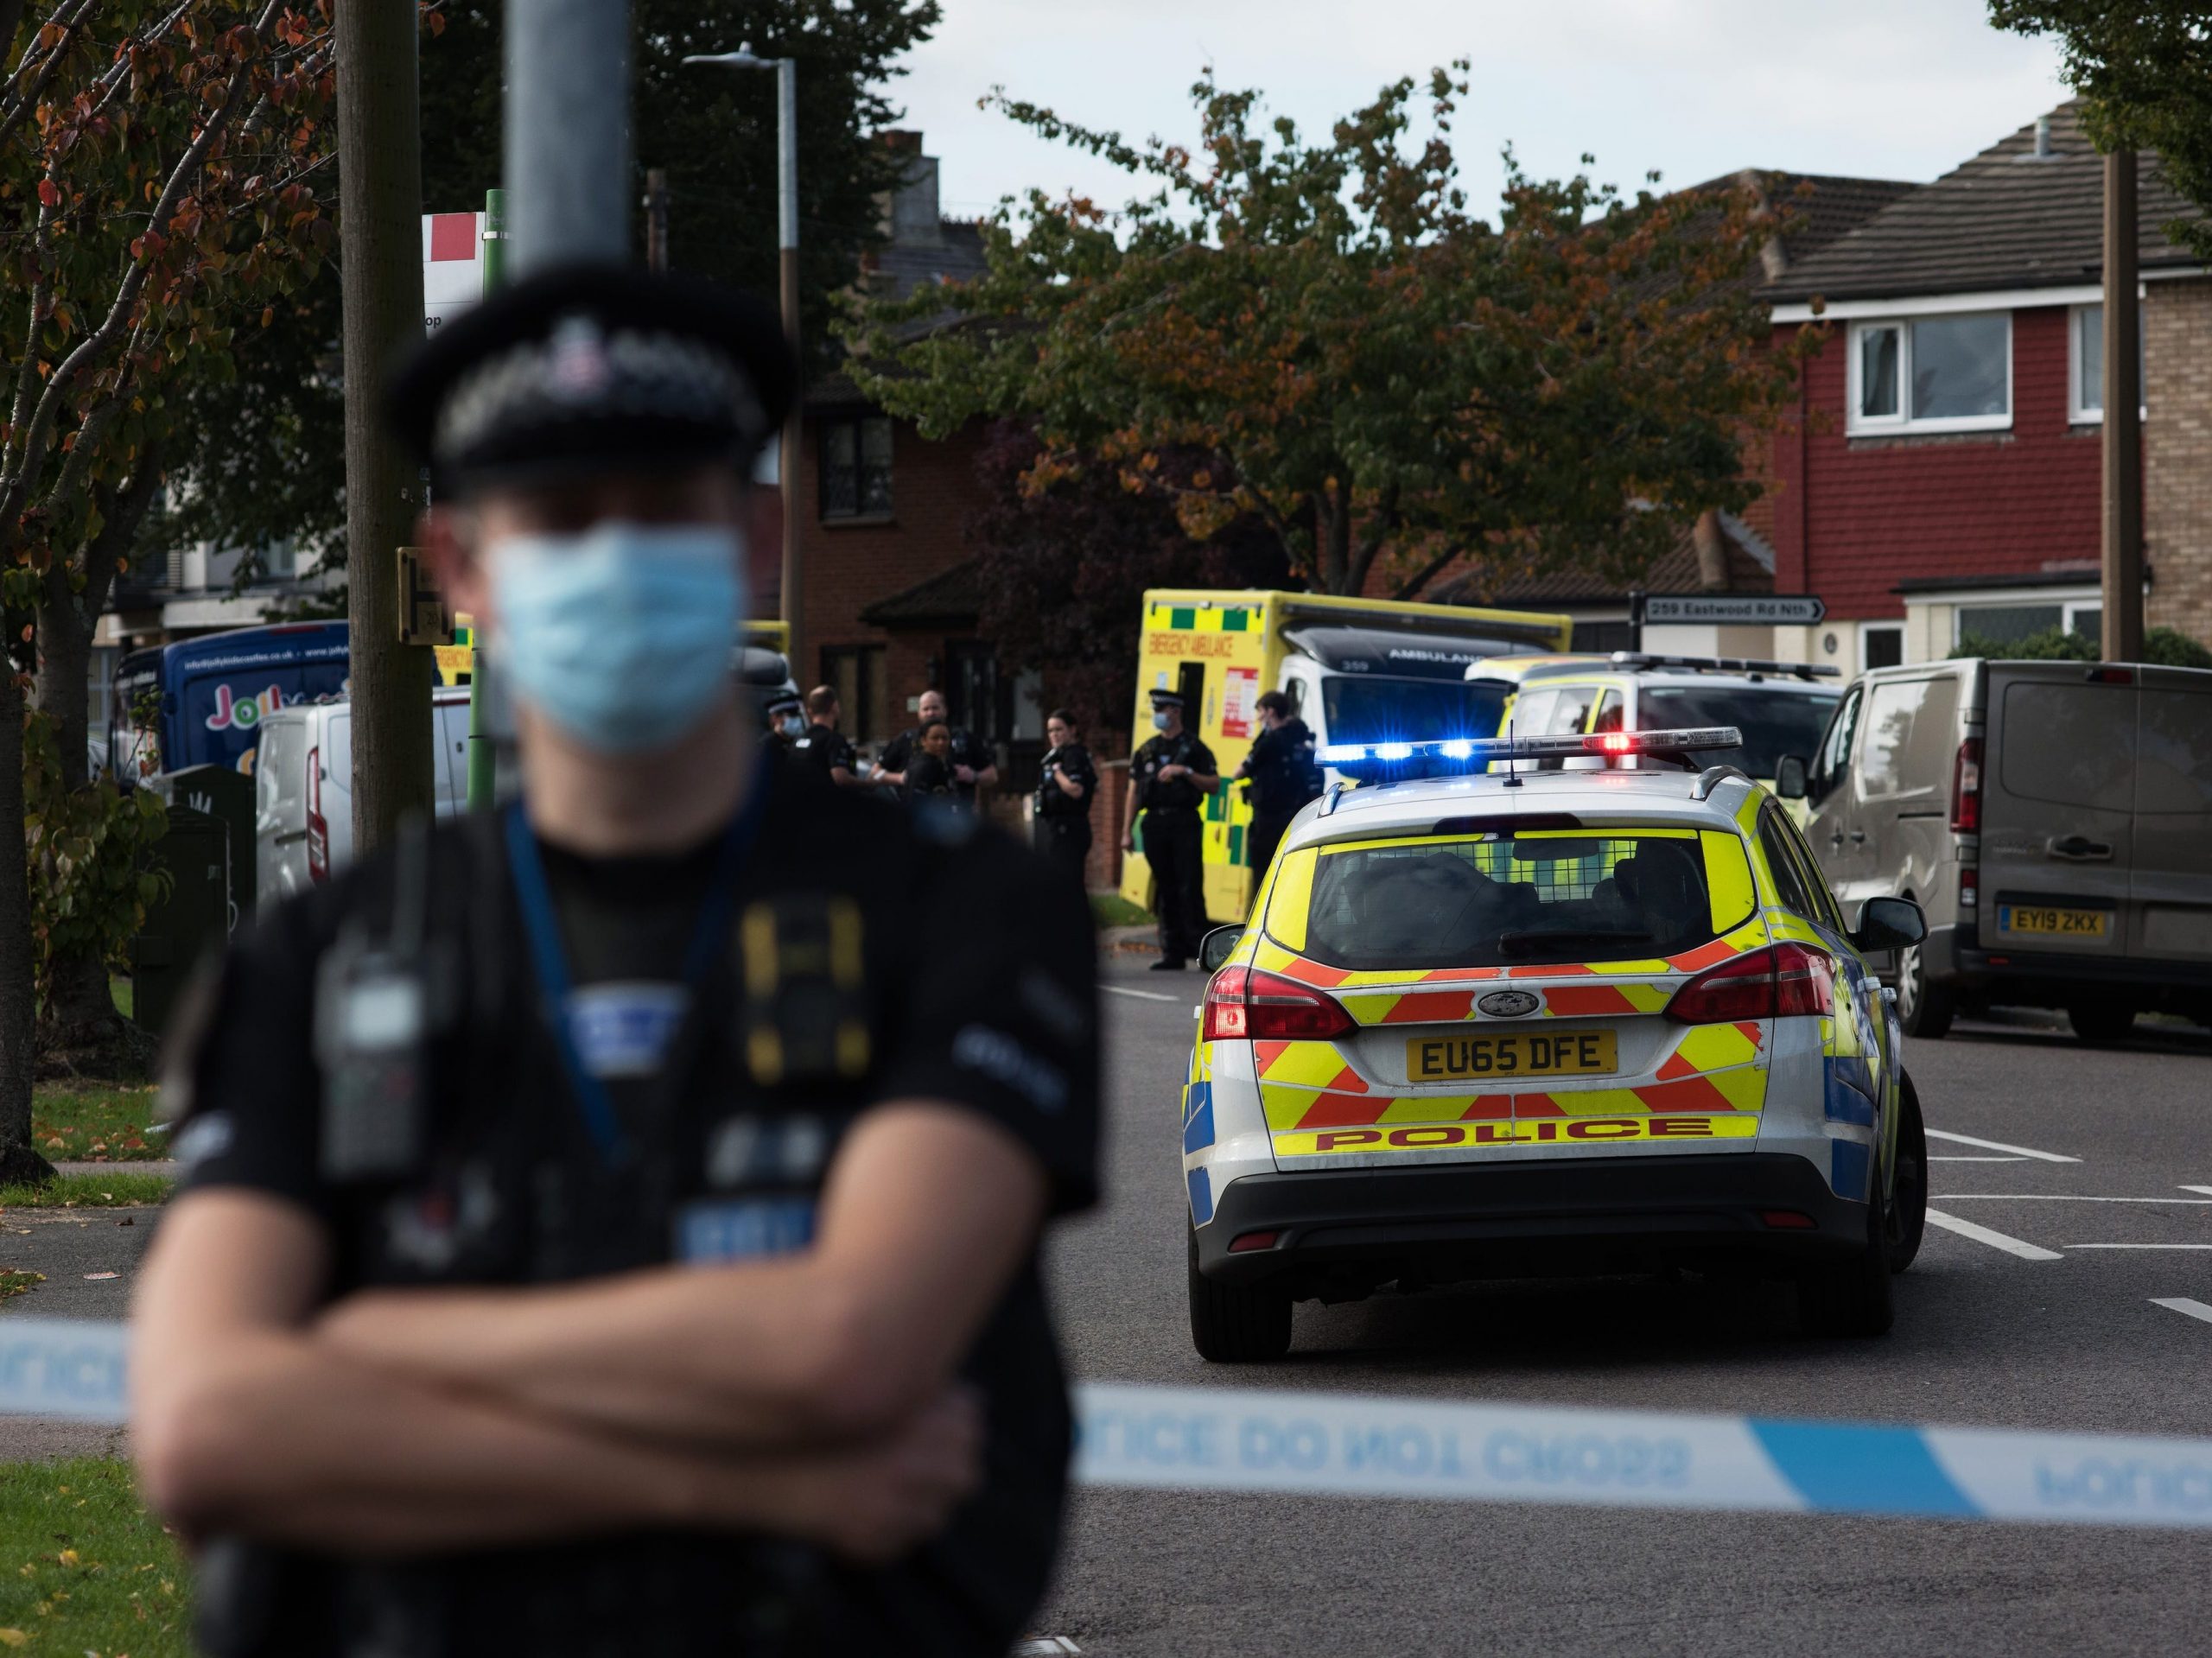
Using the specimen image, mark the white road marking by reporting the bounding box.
[2182,1185,2212,1197]
[1932,1195,2212,1204]
[1924,1208,2063,1261]
[1929,1155,2031,1162]
[1924,1128,2078,1164]
[2152,1298,2212,1325]
[1101,984,1180,1003]
[2069,1243,2212,1251]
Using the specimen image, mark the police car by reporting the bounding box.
[1180,727,1929,1362]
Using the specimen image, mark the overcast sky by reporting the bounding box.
[890,0,2070,223]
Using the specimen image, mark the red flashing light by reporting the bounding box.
[1597,732,1635,754]
[1665,942,1834,1025]
[1228,1231,1281,1254]
[1203,966,1357,1044]
[1949,737,1982,834]
[1760,1210,1817,1229]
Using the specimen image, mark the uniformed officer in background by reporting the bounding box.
[874,688,996,807]
[1230,689,1322,887]
[791,684,863,786]
[763,687,807,754]
[1032,708,1097,885]
[131,264,1100,1658]
[1121,689,1218,970]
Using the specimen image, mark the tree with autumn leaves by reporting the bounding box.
[0,0,334,1179]
[849,65,1807,601]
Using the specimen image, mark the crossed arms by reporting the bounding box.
[133,1102,1046,1563]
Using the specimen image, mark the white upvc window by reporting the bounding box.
[1847,313,2013,435]
[2068,302,2147,424]
[1951,590,2103,651]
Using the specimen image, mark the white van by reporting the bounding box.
[256,691,472,907]
[1780,658,2212,1041]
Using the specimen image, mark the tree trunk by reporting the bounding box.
[0,665,54,1184]
[337,0,434,854]
[33,457,164,1051]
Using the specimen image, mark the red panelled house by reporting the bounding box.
[1758,102,2209,672]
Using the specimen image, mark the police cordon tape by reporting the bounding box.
[10,1318,2212,1528]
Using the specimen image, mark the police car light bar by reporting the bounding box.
[1317,727,1744,767]
[1607,652,1840,680]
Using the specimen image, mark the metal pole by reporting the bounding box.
[2101,149,2144,664]
[505,0,631,275]
[776,57,803,682]
[466,188,508,813]
[645,168,670,271]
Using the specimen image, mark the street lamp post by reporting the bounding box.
[683,48,802,675]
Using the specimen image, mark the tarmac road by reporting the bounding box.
[1034,964,2212,1657]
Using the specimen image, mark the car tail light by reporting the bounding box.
[1228,1231,1281,1253]
[1949,737,1982,833]
[1760,1210,1817,1229]
[1960,866,1978,908]
[1665,942,1834,1025]
[306,743,329,884]
[1202,966,1357,1043]
[2087,665,2133,685]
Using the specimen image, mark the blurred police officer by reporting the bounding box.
[1121,689,1218,970]
[1231,689,1321,886]
[763,688,807,755]
[131,264,1100,1658]
[875,688,995,807]
[1032,709,1097,885]
[791,684,864,786]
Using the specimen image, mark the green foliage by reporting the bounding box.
[0,1458,190,1653]
[21,713,169,1019]
[1951,626,2098,660]
[0,1169,173,1205]
[32,1081,164,1161]
[1990,3,2212,260]
[420,0,941,378]
[847,66,1809,597]
[1950,624,2212,665]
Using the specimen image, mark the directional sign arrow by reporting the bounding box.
[1641,594,1827,626]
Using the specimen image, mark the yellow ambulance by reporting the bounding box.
[1119,589,1573,922]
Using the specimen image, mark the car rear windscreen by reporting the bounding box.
[1294,828,1756,971]
[1323,677,1511,747]
[1637,686,1838,779]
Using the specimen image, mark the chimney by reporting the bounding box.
[1693,509,1731,592]
[877,130,944,249]
[2035,115,2052,159]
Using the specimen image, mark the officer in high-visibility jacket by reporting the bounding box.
[131,264,1101,1658]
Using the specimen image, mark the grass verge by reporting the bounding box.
[0,1458,189,1655]
[29,1085,165,1164]
[1088,891,1151,930]
[0,1273,41,1300]
[0,1174,173,1210]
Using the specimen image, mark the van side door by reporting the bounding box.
[1804,682,1865,898]
[2131,668,2212,966]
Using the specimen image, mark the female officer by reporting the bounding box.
[1032,708,1096,884]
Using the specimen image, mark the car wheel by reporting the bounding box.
[2067,1003,2137,1044]
[1896,942,1955,1039]
[1885,1072,1928,1274]
[1186,1225,1293,1363]
[1798,1171,1897,1339]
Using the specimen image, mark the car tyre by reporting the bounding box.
[1798,1171,1896,1339]
[1896,942,1955,1039]
[1884,1072,1928,1274]
[2067,1003,2137,1044]
[1186,1225,1293,1363]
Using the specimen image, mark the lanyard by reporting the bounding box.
[503,763,770,1163]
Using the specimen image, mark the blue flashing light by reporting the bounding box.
[1438,739,1475,760]
[1374,741,1414,761]
[1319,743,1368,764]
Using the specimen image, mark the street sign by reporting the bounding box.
[396,546,453,646]
[423,210,486,335]
[1641,594,1826,626]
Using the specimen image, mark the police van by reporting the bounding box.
[1121,590,1573,922]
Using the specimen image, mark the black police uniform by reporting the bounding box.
[1240,717,1320,881]
[1130,727,1216,963]
[171,767,1099,1657]
[1031,741,1097,882]
[789,721,856,781]
[880,725,990,805]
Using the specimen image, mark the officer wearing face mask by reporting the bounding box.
[763,689,807,754]
[1121,689,1218,971]
[131,265,1101,1658]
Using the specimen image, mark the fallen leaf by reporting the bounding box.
[56,1548,77,1566]
[81,1272,118,1281]
[0,1628,25,1646]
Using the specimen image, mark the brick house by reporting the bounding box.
[1758,102,2209,671]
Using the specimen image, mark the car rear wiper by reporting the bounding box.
[1496,929,1655,957]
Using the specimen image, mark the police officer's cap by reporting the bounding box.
[765,687,804,716]
[1148,689,1185,708]
[387,263,797,495]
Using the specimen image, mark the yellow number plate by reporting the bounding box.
[1407,1030,1618,1082]
[1998,905,2107,937]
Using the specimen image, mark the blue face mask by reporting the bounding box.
[491,522,745,753]
[1152,709,1173,732]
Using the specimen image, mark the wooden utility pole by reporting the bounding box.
[337,0,435,852]
[645,168,670,270]
[2102,149,2145,663]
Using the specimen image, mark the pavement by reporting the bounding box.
[7,962,2209,1653]
[1032,962,2212,1657]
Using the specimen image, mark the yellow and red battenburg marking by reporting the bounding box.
[1273,1114,1759,1157]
